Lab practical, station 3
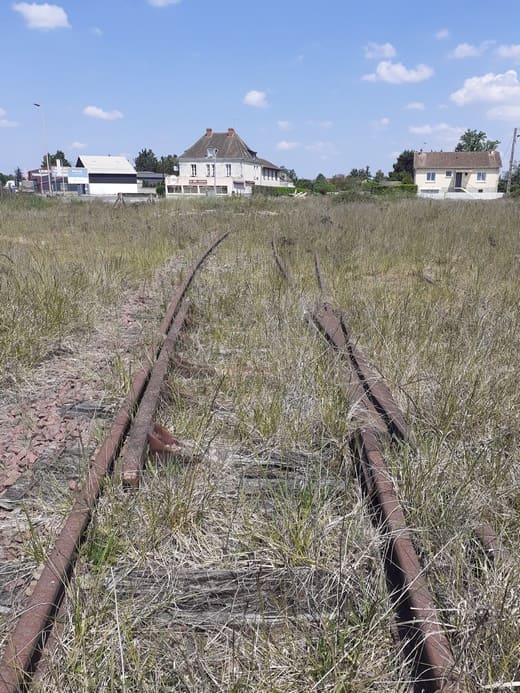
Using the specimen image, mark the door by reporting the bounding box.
[455,172,462,189]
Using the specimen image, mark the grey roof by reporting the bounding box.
[414,151,502,170]
[180,128,279,169]
[76,155,136,174]
[136,170,164,179]
[256,157,280,170]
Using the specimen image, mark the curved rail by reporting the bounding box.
[0,233,228,693]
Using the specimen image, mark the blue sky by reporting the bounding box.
[1,0,520,178]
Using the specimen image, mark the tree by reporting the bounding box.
[455,129,499,152]
[374,169,386,182]
[313,173,336,195]
[389,150,414,181]
[499,162,520,194]
[0,172,14,186]
[15,167,23,184]
[134,148,159,172]
[158,154,178,175]
[280,166,297,183]
[349,166,371,179]
[41,150,71,167]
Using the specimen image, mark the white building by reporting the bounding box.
[165,128,294,197]
[414,151,503,199]
[76,155,138,196]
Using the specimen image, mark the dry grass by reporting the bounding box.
[2,194,519,691]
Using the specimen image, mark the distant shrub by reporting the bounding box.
[156,184,165,197]
[253,185,296,196]
[369,183,417,196]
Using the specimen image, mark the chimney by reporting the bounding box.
[227,128,235,136]
[205,128,213,137]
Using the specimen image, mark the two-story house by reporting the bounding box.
[165,128,294,197]
[414,151,502,199]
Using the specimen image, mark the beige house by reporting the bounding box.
[165,128,294,197]
[414,151,503,199]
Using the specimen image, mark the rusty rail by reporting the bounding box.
[0,234,228,693]
[310,301,461,692]
[271,237,290,282]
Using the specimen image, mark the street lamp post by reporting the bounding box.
[33,103,52,194]
[506,127,519,196]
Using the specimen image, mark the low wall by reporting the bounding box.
[418,191,504,200]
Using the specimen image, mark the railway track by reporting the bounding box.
[0,233,228,692]
[0,232,508,690]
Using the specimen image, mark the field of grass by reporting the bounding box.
[1,194,519,691]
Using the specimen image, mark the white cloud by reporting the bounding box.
[277,120,292,131]
[487,104,520,121]
[92,26,102,37]
[404,101,425,110]
[276,141,300,151]
[83,105,123,120]
[363,61,433,84]
[304,141,337,159]
[71,141,87,149]
[435,28,450,40]
[13,3,70,30]
[148,0,182,5]
[497,44,520,59]
[0,107,18,127]
[450,70,520,105]
[409,122,464,143]
[318,120,333,129]
[449,41,493,59]
[364,42,396,59]
[450,43,480,59]
[243,90,268,108]
[372,117,390,130]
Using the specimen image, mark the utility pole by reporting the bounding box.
[506,127,519,195]
[33,103,52,194]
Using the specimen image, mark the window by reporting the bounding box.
[206,163,215,176]
[445,170,452,177]
[477,171,487,181]
[191,164,197,176]
[426,171,436,182]
[206,185,228,195]
[226,164,231,176]
[182,185,199,194]
[167,185,182,193]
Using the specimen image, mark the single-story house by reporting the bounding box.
[165,128,294,197]
[76,155,138,195]
[414,151,503,199]
[137,171,164,190]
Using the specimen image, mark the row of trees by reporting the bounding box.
[134,148,178,174]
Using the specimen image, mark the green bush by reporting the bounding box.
[369,183,417,196]
[156,184,165,197]
[253,185,296,196]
